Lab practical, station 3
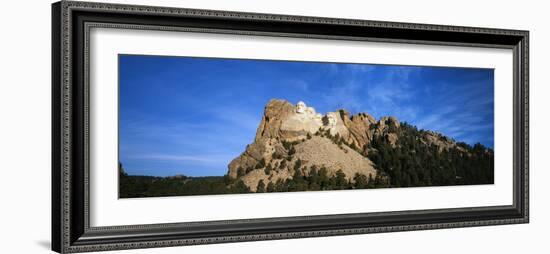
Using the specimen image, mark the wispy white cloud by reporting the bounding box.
[133,154,233,165]
[211,108,262,133]
[283,78,310,92]
[348,64,376,74]
[413,101,493,143]
[322,79,364,112]
[119,55,494,177]
[317,64,420,122]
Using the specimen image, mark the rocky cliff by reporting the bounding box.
[228,99,471,192]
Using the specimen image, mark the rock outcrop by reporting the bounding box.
[421,131,466,153]
[227,99,466,191]
[229,100,391,190]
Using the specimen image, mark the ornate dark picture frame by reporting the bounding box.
[52,1,529,253]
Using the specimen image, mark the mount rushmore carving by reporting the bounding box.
[227,99,404,191]
[225,99,491,192]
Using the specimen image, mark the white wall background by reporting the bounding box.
[0,0,547,253]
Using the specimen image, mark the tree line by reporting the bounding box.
[119,162,387,198]
[119,121,494,198]
[366,122,494,187]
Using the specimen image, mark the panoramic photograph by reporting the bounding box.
[118,55,494,198]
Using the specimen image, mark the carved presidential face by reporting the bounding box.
[315,113,323,120]
[306,107,316,115]
[296,101,306,114]
[326,112,337,126]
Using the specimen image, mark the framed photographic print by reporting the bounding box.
[52,1,529,253]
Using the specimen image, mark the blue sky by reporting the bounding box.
[119,55,494,177]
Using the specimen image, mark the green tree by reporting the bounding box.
[282,141,291,150]
[279,160,287,169]
[119,163,127,177]
[294,159,302,171]
[237,167,245,177]
[334,169,348,189]
[266,182,275,192]
[334,133,340,143]
[231,180,250,193]
[308,166,319,187]
[272,152,282,160]
[318,167,330,190]
[256,180,266,193]
[293,167,303,180]
[353,173,368,189]
[264,163,272,175]
[367,173,375,188]
[255,158,266,169]
[288,146,296,156]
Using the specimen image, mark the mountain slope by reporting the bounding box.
[228,99,494,191]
